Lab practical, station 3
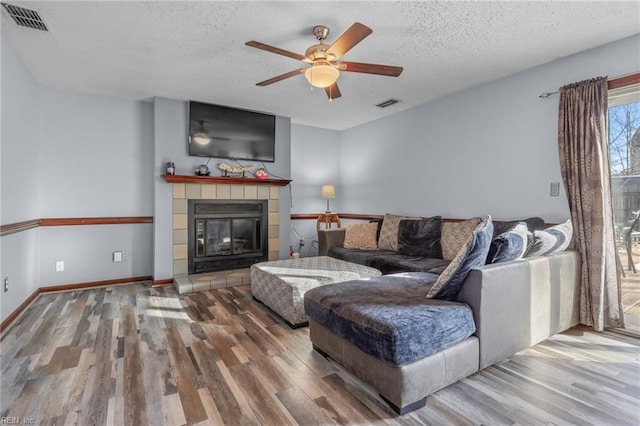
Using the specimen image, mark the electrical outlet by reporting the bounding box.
[550,182,560,197]
[122,251,129,261]
[56,261,64,272]
[3,277,8,293]
[113,251,122,262]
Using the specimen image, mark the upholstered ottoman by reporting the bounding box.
[250,256,381,327]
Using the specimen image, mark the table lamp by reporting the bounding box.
[321,184,335,213]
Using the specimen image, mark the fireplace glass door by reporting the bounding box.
[195,218,262,258]
[189,199,268,274]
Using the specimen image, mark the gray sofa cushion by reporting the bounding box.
[304,272,476,365]
[367,254,449,275]
[328,247,449,275]
[427,216,494,300]
[397,217,443,258]
[328,247,392,266]
[487,222,530,264]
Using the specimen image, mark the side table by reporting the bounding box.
[317,213,341,231]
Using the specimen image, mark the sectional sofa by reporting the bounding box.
[305,214,580,414]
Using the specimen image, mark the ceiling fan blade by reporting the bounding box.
[337,61,403,77]
[245,40,310,62]
[325,22,372,60]
[256,68,307,86]
[325,83,342,100]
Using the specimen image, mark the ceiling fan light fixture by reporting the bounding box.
[192,133,210,145]
[192,120,211,145]
[304,63,339,88]
[247,22,401,100]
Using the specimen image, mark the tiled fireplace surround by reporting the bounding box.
[170,182,281,294]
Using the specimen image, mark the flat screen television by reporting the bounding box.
[188,101,276,162]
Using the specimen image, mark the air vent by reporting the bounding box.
[2,3,49,31]
[376,99,400,108]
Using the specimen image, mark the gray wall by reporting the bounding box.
[39,225,153,286]
[290,124,341,256]
[38,87,153,217]
[152,98,180,282]
[152,97,292,280]
[1,35,41,321]
[37,87,154,286]
[1,37,40,224]
[1,34,155,321]
[338,34,640,223]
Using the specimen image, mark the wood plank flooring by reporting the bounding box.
[1,282,639,425]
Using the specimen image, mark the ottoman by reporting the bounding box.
[251,256,381,327]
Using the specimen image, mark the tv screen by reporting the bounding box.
[188,101,276,162]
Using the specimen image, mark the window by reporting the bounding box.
[608,74,640,333]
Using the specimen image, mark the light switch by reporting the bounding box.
[550,182,560,197]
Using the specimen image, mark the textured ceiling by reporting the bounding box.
[2,1,639,130]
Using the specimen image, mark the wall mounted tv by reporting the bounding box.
[188,101,276,162]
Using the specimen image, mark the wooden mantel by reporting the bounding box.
[162,174,291,186]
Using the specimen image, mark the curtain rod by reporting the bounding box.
[539,90,559,98]
[538,72,639,99]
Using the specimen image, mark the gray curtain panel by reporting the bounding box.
[558,76,624,331]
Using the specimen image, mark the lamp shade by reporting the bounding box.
[321,184,336,199]
[304,63,339,88]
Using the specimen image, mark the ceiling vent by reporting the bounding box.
[1,3,49,31]
[376,99,400,108]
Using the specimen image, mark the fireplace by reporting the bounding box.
[188,200,268,274]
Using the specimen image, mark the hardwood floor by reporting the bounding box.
[1,282,639,425]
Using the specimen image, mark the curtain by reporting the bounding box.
[558,77,625,331]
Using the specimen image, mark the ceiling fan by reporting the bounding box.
[245,22,403,100]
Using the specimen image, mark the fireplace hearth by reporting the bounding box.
[188,200,268,274]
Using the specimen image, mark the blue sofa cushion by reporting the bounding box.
[397,217,443,258]
[427,216,493,300]
[525,219,573,257]
[304,272,476,365]
[487,222,530,264]
[493,217,544,237]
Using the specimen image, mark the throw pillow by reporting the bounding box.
[378,213,418,251]
[397,217,443,258]
[492,217,545,237]
[525,219,573,257]
[486,222,530,264]
[441,218,482,260]
[369,218,384,241]
[343,223,379,250]
[427,216,493,300]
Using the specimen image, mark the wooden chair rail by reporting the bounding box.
[1,217,153,237]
